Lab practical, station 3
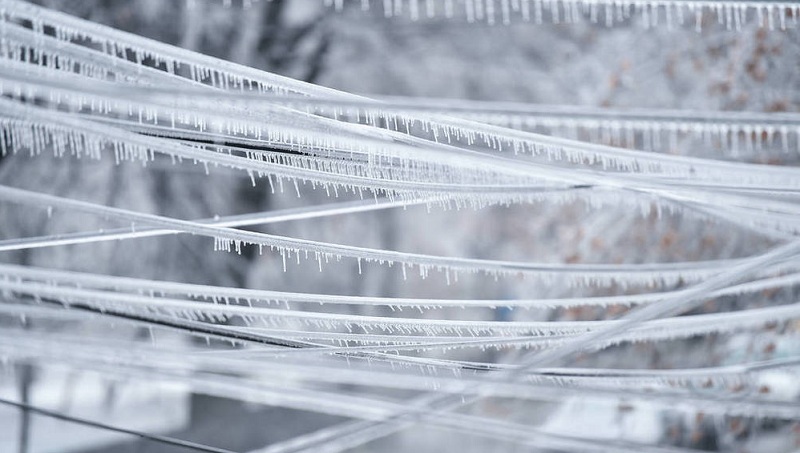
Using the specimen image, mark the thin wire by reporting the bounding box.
[0,397,238,453]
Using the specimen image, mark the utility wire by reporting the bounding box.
[0,397,238,453]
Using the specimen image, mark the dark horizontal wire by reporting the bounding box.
[6,297,498,372]
[30,298,312,349]
[0,397,238,453]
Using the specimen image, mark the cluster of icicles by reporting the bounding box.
[321,0,800,29]
[0,1,799,453]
